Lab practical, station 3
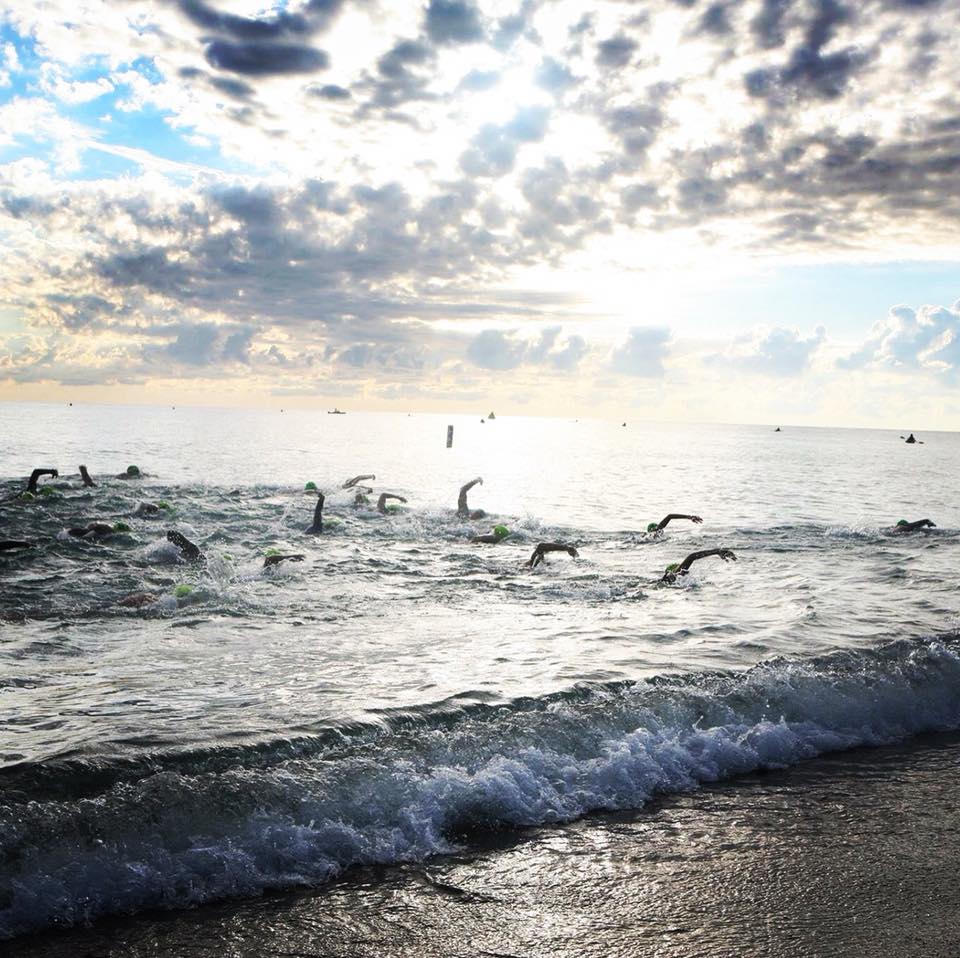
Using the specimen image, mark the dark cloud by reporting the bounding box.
[205,40,329,76]
[358,39,437,115]
[466,326,589,371]
[143,321,257,367]
[596,34,637,69]
[699,2,732,35]
[307,83,351,100]
[425,0,484,46]
[209,76,255,99]
[610,327,671,377]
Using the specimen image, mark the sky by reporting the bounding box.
[1,0,959,427]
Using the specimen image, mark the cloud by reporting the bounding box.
[460,106,550,177]
[711,326,827,377]
[425,0,485,46]
[610,327,671,377]
[204,40,329,76]
[596,34,637,69]
[466,327,590,371]
[838,302,960,377]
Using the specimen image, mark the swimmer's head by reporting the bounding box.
[304,481,317,492]
[126,465,140,477]
[38,486,58,498]
[470,509,486,520]
[493,524,510,540]
[386,504,404,514]
[265,547,280,556]
[647,522,659,533]
[173,584,193,598]
[19,491,35,501]
[896,519,908,526]
[665,563,680,574]
[158,500,171,511]
[112,521,131,533]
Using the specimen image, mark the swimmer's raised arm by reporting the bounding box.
[79,465,96,488]
[458,477,483,518]
[377,493,407,514]
[166,530,205,563]
[263,553,305,568]
[342,474,376,489]
[655,514,703,531]
[27,468,58,493]
[661,548,736,582]
[527,542,579,568]
[305,493,325,535]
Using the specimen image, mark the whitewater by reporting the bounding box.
[2,403,959,944]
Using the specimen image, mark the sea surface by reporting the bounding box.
[2,402,959,948]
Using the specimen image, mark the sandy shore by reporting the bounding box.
[9,732,960,958]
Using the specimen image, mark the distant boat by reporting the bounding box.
[327,408,346,415]
[488,411,496,419]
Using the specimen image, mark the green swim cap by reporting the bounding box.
[647,522,659,532]
[112,521,131,533]
[158,500,171,510]
[665,563,680,574]
[19,491,34,500]
[304,481,317,491]
[173,584,193,598]
[265,547,281,556]
[38,486,58,497]
[386,504,403,513]
[126,465,140,477]
[896,519,908,526]
[494,524,509,539]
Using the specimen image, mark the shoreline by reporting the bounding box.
[9,731,960,958]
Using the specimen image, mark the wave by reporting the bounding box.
[4,635,960,939]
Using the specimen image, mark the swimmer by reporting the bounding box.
[134,502,161,517]
[305,493,325,535]
[353,490,370,507]
[66,522,124,539]
[118,591,161,609]
[472,524,511,544]
[166,530,205,562]
[527,542,579,568]
[458,477,485,519]
[116,465,143,480]
[342,474,376,489]
[27,468,58,493]
[79,465,96,488]
[263,553,305,568]
[886,518,935,534]
[377,493,407,514]
[659,548,736,584]
[646,514,703,535]
[0,540,33,552]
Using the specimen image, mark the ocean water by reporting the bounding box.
[1,402,959,944]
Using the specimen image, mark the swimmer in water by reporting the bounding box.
[343,474,376,489]
[166,530,205,562]
[0,540,33,552]
[646,514,703,535]
[263,553,305,568]
[66,522,128,539]
[116,465,143,480]
[527,542,579,567]
[472,524,511,544]
[27,468,58,493]
[458,477,485,519]
[79,465,96,488]
[353,490,370,507]
[377,493,407,514]
[305,493,325,535]
[659,548,736,584]
[886,518,935,534]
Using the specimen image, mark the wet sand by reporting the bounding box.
[9,732,960,958]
